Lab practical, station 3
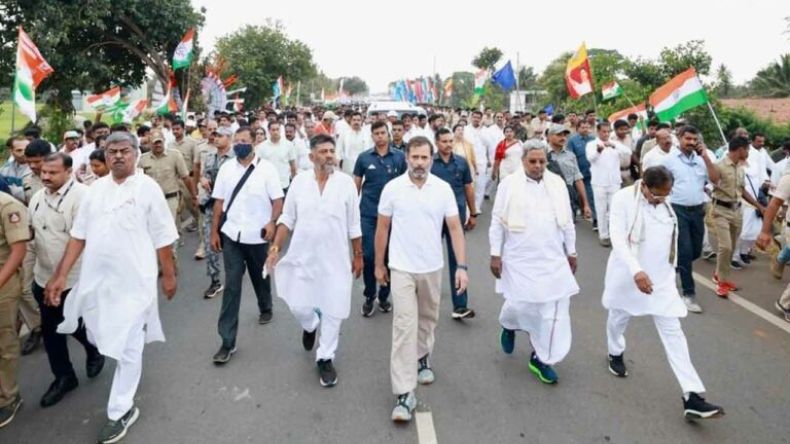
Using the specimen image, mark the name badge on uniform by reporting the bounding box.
[8,212,20,224]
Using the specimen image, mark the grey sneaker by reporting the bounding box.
[203,281,223,299]
[317,359,338,387]
[98,406,140,444]
[599,238,612,248]
[0,395,22,429]
[775,300,790,322]
[417,355,435,385]
[391,392,417,422]
[683,296,703,314]
[212,346,236,365]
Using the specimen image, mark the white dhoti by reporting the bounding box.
[499,298,571,365]
[604,184,706,395]
[474,170,489,212]
[290,306,342,361]
[490,171,579,366]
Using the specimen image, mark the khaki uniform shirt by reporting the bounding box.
[23,174,44,205]
[169,137,199,174]
[0,192,31,272]
[711,156,745,203]
[28,179,86,288]
[139,149,189,195]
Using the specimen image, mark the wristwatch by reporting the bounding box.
[457,264,468,271]
[269,245,280,254]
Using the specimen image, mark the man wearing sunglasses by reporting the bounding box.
[602,165,724,420]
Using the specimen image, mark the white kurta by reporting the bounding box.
[602,186,686,318]
[58,173,178,360]
[499,142,524,180]
[338,129,372,175]
[274,171,361,319]
[741,146,772,241]
[489,176,579,303]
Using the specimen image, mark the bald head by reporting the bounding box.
[656,129,673,152]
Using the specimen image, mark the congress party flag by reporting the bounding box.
[601,81,622,101]
[13,27,53,122]
[173,29,195,70]
[474,69,488,96]
[86,86,122,112]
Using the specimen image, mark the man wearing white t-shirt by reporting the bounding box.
[464,111,489,214]
[255,121,297,193]
[586,122,631,247]
[375,136,468,423]
[337,112,372,176]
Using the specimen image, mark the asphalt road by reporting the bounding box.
[4,204,790,444]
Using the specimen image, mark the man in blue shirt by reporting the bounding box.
[430,128,477,320]
[354,121,407,317]
[566,120,596,227]
[661,125,720,313]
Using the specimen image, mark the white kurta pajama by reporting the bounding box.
[489,169,579,365]
[602,183,705,395]
[737,147,773,257]
[274,171,361,361]
[58,172,178,420]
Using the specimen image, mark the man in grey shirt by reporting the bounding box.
[546,124,592,219]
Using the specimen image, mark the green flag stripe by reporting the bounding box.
[655,89,708,122]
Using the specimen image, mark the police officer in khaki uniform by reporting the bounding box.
[706,136,764,297]
[192,119,218,260]
[0,190,32,428]
[169,120,202,241]
[139,131,197,250]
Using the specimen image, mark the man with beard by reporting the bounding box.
[266,134,363,387]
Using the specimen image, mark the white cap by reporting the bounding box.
[387,110,398,117]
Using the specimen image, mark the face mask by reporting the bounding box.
[233,143,253,158]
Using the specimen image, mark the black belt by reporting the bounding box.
[164,191,180,199]
[620,167,630,171]
[672,203,704,210]
[713,199,740,210]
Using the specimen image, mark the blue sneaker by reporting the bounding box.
[528,352,558,384]
[500,328,515,354]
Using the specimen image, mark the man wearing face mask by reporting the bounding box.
[489,145,579,385]
[265,134,363,387]
[602,166,724,420]
[210,127,283,364]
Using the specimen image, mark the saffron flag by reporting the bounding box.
[565,43,593,99]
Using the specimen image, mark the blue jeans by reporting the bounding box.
[778,245,790,264]
[673,204,705,297]
[218,235,272,349]
[442,206,468,310]
[361,216,390,303]
[584,176,596,220]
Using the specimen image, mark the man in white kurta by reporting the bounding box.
[267,134,362,387]
[734,136,774,265]
[602,169,724,420]
[586,122,632,247]
[489,146,579,385]
[337,113,372,175]
[46,132,178,443]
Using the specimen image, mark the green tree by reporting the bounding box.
[658,40,712,78]
[472,47,503,70]
[715,63,734,98]
[538,52,573,105]
[517,66,538,90]
[215,22,317,109]
[449,71,475,108]
[750,54,790,98]
[340,76,368,96]
[0,0,205,114]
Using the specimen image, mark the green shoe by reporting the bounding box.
[528,352,558,384]
[98,406,139,444]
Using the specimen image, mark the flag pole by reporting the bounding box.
[706,101,728,146]
[10,99,16,133]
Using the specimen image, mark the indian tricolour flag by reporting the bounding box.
[601,81,622,100]
[86,87,121,112]
[649,67,708,122]
[474,69,488,96]
[173,29,195,70]
[13,27,53,123]
[608,103,648,125]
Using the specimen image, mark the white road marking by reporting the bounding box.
[693,272,790,335]
[415,411,438,444]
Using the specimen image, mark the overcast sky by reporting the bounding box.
[194,0,789,93]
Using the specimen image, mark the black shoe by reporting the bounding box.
[451,307,476,320]
[317,359,337,387]
[203,281,223,299]
[86,353,105,379]
[0,395,22,429]
[378,300,392,313]
[683,393,724,419]
[258,311,273,324]
[361,299,375,317]
[739,254,752,265]
[592,220,599,232]
[730,260,744,270]
[746,252,757,261]
[20,328,42,355]
[608,354,628,377]
[212,346,236,365]
[98,406,140,444]
[40,376,78,408]
[302,328,317,351]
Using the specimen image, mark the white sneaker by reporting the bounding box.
[683,296,703,314]
[391,392,417,422]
